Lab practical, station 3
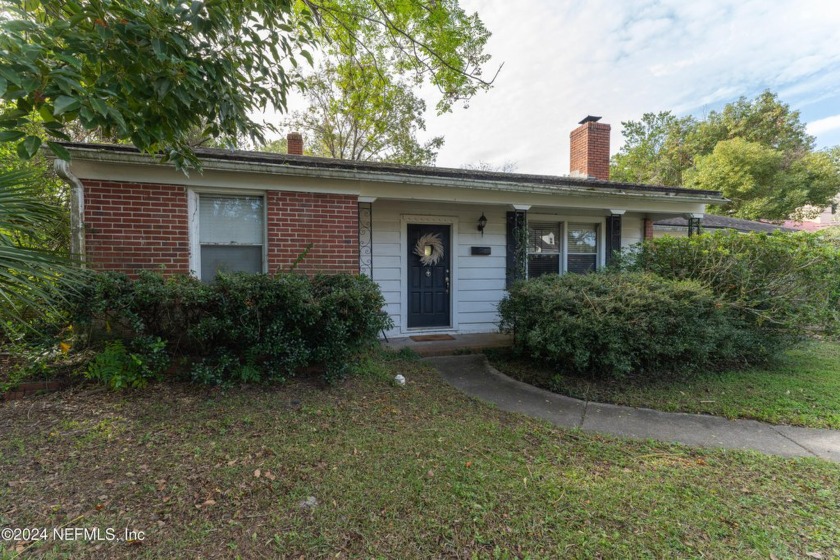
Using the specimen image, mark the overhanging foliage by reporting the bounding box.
[0,0,494,169]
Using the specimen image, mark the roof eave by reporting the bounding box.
[58,144,729,205]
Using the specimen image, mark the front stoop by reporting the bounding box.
[382,333,512,357]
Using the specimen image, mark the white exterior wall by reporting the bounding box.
[621,215,645,248]
[372,201,508,336]
[372,203,646,337]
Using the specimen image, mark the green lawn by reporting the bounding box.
[1,352,838,559]
[488,340,840,430]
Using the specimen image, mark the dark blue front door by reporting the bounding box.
[407,224,451,328]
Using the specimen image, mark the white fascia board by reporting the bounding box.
[365,184,710,215]
[64,147,725,210]
[65,157,364,196]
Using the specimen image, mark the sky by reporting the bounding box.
[412,0,840,175]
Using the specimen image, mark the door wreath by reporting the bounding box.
[413,233,444,266]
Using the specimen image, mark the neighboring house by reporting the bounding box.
[654,215,796,237]
[783,194,840,232]
[55,117,725,338]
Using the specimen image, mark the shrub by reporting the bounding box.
[499,272,749,379]
[625,230,840,338]
[309,273,396,382]
[70,271,392,385]
[85,337,169,390]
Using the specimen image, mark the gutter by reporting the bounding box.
[62,145,729,206]
[54,159,85,266]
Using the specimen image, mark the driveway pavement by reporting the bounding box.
[426,354,840,462]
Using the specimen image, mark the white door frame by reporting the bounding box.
[400,214,459,334]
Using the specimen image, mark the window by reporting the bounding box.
[526,221,599,277]
[527,222,561,278]
[567,224,598,274]
[197,195,264,281]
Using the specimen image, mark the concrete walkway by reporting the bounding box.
[426,354,840,462]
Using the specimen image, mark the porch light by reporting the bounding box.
[477,212,487,236]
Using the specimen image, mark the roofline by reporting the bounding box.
[654,216,798,233]
[56,143,728,204]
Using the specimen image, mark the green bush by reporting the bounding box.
[626,230,840,338]
[71,271,392,385]
[499,272,750,379]
[84,336,169,390]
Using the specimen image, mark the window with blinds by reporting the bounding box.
[526,221,599,278]
[198,195,264,281]
[527,222,561,278]
[567,224,598,274]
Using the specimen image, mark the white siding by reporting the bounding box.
[621,215,644,248]
[371,201,507,336]
[371,206,652,336]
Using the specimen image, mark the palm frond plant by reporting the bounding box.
[0,169,84,339]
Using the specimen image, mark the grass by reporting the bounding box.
[488,340,840,430]
[0,351,838,559]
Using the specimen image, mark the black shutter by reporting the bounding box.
[506,211,526,289]
[606,214,622,265]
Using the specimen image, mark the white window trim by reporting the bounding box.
[188,188,269,280]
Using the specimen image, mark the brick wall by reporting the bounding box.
[570,122,611,181]
[643,218,654,240]
[267,191,359,274]
[83,180,191,275]
[83,182,359,276]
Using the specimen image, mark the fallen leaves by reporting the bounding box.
[254,467,277,481]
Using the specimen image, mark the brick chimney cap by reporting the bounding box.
[578,115,602,125]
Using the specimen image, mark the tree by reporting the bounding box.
[282,57,444,164]
[696,91,815,156]
[0,104,69,252]
[0,0,494,169]
[610,111,698,186]
[0,169,82,336]
[461,160,518,173]
[682,138,827,220]
[611,91,840,219]
[258,138,296,155]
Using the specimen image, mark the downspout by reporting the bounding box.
[54,159,85,267]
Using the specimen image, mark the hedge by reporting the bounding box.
[499,272,767,379]
[70,271,393,385]
[626,230,840,338]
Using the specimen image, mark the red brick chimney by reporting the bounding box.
[287,132,303,155]
[570,116,611,181]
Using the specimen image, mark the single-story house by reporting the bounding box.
[55,116,726,338]
[654,214,796,237]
